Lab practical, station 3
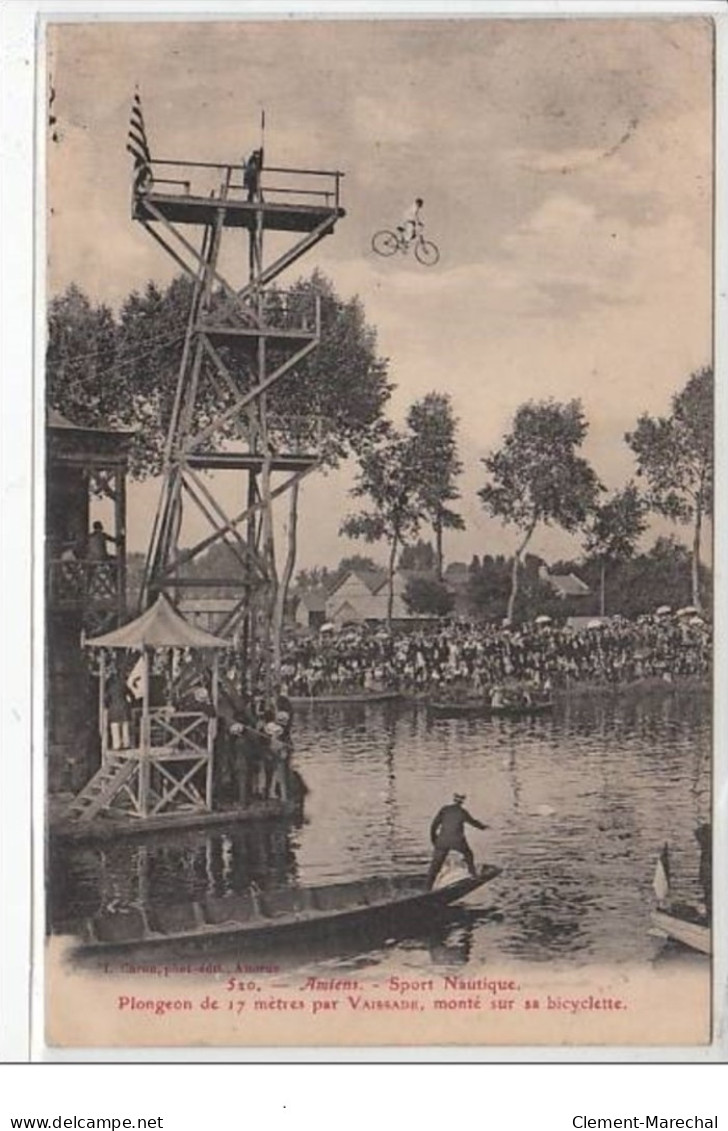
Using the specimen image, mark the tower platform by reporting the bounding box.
[133,159,345,232]
[184,451,318,474]
[135,191,345,233]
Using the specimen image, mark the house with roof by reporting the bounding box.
[539,564,590,600]
[292,588,328,629]
[325,567,431,624]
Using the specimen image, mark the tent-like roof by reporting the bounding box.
[86,594,230,650]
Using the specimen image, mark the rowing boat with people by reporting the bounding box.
[427,698,554,720]
[68,865,502,959]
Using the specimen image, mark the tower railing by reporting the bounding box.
[137,159,343,210]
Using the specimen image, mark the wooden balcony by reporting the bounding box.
[48,559,123,609]
[133,159,345,233]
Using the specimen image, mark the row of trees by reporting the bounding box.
[422,539,709,623]
[343,368,713,623]
[48,272,713,640]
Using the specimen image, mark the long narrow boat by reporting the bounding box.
[290,690,401,706]
[427,699,553,720]
[650,907,711,955]
[68,865,501,959]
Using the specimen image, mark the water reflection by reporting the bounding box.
[50,821,300,926]
[51,689,711,966]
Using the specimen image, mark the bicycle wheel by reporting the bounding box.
[372,230,400,257]
[415,239,440,266]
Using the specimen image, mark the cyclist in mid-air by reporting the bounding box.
[397,197,424,246]
[372,198,439,265]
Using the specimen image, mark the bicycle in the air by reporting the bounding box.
[371,224,440,267]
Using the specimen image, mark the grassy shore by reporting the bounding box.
[551,674,710,702]
[397,674,710,705]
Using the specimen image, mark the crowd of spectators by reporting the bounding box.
[274,612,711,699]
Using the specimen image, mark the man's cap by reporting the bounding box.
[453,792,466,802]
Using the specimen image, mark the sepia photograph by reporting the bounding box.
[41,11,716,1050]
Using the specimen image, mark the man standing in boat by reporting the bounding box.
[426,793,488,889]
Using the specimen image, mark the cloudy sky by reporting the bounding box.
[47,15,714,569]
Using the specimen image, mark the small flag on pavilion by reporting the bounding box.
[126,656,144,700]
[652,843,671,904]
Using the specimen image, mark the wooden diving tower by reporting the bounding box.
[132,138,345,690]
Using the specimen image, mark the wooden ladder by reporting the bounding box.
[64,756,137,823]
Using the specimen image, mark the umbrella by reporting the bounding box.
[319,622,335,633]
[534,615,552,625]
[676,606,699,617]
[689,616,704,626]
[655,605,672,616]
[587,619,605,629]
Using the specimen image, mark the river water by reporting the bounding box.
[50,688,711,969]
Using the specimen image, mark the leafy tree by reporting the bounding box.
[626,367,713,611]
[467,554,512,621]
[336,554,380,577]
[259,271,392,673]
[47,285,119,425]
[399,539,436,572]
[341,431,423,624]
[48,272,392,674]
[113,278,196,477]
[466,554,568,623]
[478,399,603,623]
[407,393,464,579]
[583,483,648,615]
[607,536,695,618]
[403,576,455,618]
[295,565,337,592]
[47,280,195,479]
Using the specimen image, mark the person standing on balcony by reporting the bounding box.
[243,148,263,202]
[87,520,119,561]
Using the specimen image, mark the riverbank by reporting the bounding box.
[551,674,710,702]
[290,675,710,708]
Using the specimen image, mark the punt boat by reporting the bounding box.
[427,699,554,720]
[68,865,501,960]
[290,690,401,706]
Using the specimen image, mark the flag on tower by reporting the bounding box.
[126,89,152,184]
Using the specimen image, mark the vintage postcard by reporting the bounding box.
[40,11,721,1054]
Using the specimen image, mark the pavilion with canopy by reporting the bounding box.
[65,595,230,823]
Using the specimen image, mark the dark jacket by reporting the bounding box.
[430,803,486,849]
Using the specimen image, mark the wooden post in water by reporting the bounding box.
[98,650,107,764]
[139,647,151,817]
